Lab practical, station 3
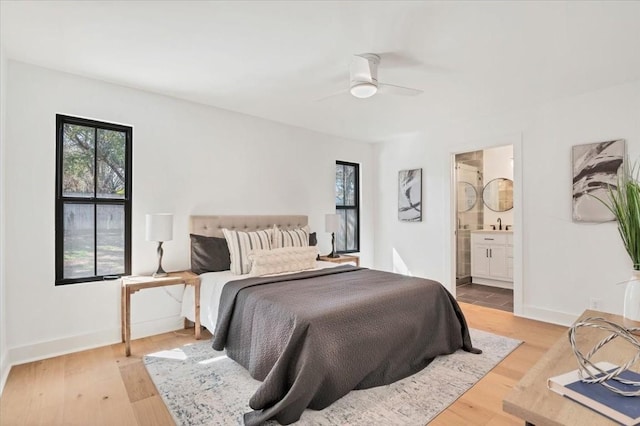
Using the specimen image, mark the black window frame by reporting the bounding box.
[335,160,360,254]
[55,114,132,285]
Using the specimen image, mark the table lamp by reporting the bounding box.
[325,213,340,258]
[146,213,173,277]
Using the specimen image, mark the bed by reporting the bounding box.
[183,215,480,426]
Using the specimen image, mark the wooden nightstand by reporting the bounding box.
[318,254,360,266]
[121,271,201,356]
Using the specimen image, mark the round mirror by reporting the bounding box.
[482,178,514,212]
[457,182,477,212]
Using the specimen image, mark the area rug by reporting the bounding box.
[144,329,521,425]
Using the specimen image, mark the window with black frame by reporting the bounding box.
[55,115,132,285]
[335,161,360,253]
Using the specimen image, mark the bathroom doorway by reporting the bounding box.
[453,145,515,312]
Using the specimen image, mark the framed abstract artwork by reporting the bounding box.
[398,168,422,222]
[572,139,625,222]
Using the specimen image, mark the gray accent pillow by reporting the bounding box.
[309,232,317,246]
[190,234,231,274]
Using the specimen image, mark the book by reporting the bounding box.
[548,361,640,426]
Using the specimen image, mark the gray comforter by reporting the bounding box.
[212,266,480,425]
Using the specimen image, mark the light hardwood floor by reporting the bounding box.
[0,303,566,425]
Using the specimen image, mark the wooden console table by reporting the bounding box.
[503,309,640,426]
[121,271,201,356]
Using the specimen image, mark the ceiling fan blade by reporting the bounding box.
[351,54,376,83]
[378,82,423,96]
[377,52,424,68]
[314,88,349,102]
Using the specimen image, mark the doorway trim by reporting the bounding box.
[448,132,523,317]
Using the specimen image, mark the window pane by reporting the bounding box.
[345,165,356,206]
[336,210,346,252]
[335,164,344,206]
[97,129,126,199]
[97,204,125,276]
[346,209,358,251]
[63,203,95,279]
[62,124,95,197]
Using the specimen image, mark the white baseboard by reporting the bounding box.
[7,316,184,367]
[518,305,578,327]
[0,349,9,396]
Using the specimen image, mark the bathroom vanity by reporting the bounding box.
[470,230,513,289]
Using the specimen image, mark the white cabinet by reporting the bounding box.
[471,231,513,288]
[472,244,491,276]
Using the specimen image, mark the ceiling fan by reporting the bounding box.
[318,53,424,101]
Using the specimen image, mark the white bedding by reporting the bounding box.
[181,260,345,332]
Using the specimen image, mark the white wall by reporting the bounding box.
[0,48,8,392]
[375,139,451,281]
[4,61,374,366]
[375,79,640,326]
[483,145,514,228]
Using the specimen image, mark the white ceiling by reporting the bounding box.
[2,1,639,143]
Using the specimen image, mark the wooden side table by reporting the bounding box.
[503,309,640,425]
[318,254,360,266]
[121,271,201,356]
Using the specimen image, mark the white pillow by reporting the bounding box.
[249,246,318,276]
[222,228,273,275]
[272,225,310,249]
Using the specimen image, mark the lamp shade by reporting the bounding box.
[145,213,173,242]
[325,214,340,233]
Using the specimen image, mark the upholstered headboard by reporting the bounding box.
[189,215,308,238]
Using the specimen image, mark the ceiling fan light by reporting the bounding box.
[350,82,377,99]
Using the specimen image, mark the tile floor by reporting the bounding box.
[456,283,513,312]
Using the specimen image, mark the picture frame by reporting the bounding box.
[398,168,422,222]
[572,139,625,222]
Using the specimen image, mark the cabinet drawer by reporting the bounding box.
[472,233,508,244]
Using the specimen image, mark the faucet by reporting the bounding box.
[506,224,511,231]
[497,218,502,230]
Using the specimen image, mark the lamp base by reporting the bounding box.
[153,242,168,278]
[326,232,339,258]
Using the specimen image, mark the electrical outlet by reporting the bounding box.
[589,297,603,310]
